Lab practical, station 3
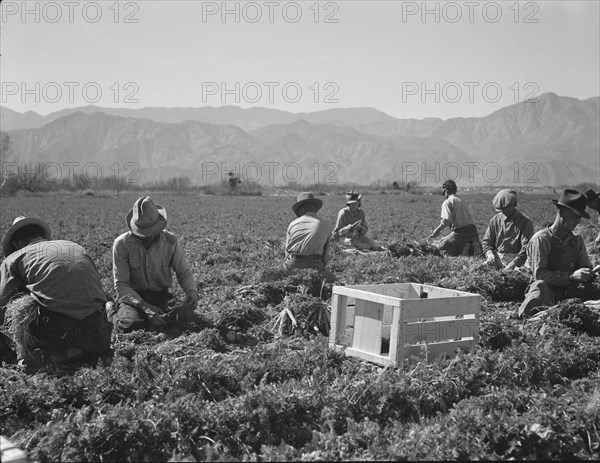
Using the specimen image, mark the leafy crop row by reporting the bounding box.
[1,191,599,460]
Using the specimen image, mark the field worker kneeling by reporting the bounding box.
[0,217,112,370]
[482,189,534,271]
[284,192,335,282]
[519,189,600,318]
[584,189,600,247]
[110,197,199,333]
[428,180,483,257]
[332,191,386,252]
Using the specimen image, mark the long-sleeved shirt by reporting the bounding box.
[0,240,106,321]
[441,194,475,230]
[113,230,196,308]
[526,227,591,287]
[333,207,368,238]
[482,210,534,266]
[285,212,331,262]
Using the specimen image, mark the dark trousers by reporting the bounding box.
[439,224,482,257]
[284,254,335,282]
[111,290,197,333]
[30,306,111,356]
[519,280,600,318]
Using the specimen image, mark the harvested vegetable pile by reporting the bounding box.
[438,266,531,302]
[526,298,600,337]
[271,294,331,338]
[388,240,442,258]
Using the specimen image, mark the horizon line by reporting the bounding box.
[3,92,599,124]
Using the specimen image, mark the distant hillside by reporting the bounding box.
[2,93,599,186]
[1,107,46,131]
[5,112,471,185]
[357,93,600,186]
[1,105,397,132]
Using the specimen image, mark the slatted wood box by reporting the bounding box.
[329,283,481,368]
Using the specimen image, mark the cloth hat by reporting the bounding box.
[126,196,168,237]
[493,189,518,211]
[584,189,600,212]
[2,216,51,257]
[292,192,323,217]
[552,189,590,219]
[442,180,457,192]
[345,190,362,205]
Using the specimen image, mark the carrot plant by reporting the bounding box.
[1,191,599,460]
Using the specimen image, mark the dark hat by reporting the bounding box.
[2,216,51,257]
[552,189,590,219]
[493,189,518,211]
[345,190,362,204]
[442,180,457,192]
[584,189,600,213]
[126,196,168,237]
[292,192,323,217]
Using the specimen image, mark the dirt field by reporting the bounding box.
[1,190,599,460]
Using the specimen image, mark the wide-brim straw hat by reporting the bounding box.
[552,189,590,219]
[126,196,168,237]
[292,192,323,217]
[493,189,518,211]
[2,217,51,257]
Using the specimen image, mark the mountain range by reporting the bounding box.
[1,93,598,186]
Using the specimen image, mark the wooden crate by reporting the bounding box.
[329,283,480,368]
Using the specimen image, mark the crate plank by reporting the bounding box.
[403,339,477,360]
[388,303,402,365]
[333,286,402,306]
[345,347,394,367]
[400,297,480,319]
[416,284,478,298]
[329,294,348,347]
[402,317,479,344]
[353,299,383,354]
[351,283,418,299]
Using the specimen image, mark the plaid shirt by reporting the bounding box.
[113,230,196,308]
[0,240,106,321]
[526,227,591,287]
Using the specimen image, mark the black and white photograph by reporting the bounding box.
[1,1,599,460]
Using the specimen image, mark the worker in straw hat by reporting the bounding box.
[428,180,483,256]
[584,189,600,246]
[0,217,112,371]
[110,196,199,333]
[482,189,534,271]
[284,192,335,282]
[518,189,600,318]
[332,190,386,252]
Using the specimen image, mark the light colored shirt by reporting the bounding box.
[333,207,369,238]
[113,230,196,308]
[285,212,331,261]
[0,240,106,321]
[526,227,591,287]
[482,210,534,266]
[441,194,474,230]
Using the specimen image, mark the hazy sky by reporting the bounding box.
[1,0,599,119]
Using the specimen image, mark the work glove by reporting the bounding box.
[185,290,199,309]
